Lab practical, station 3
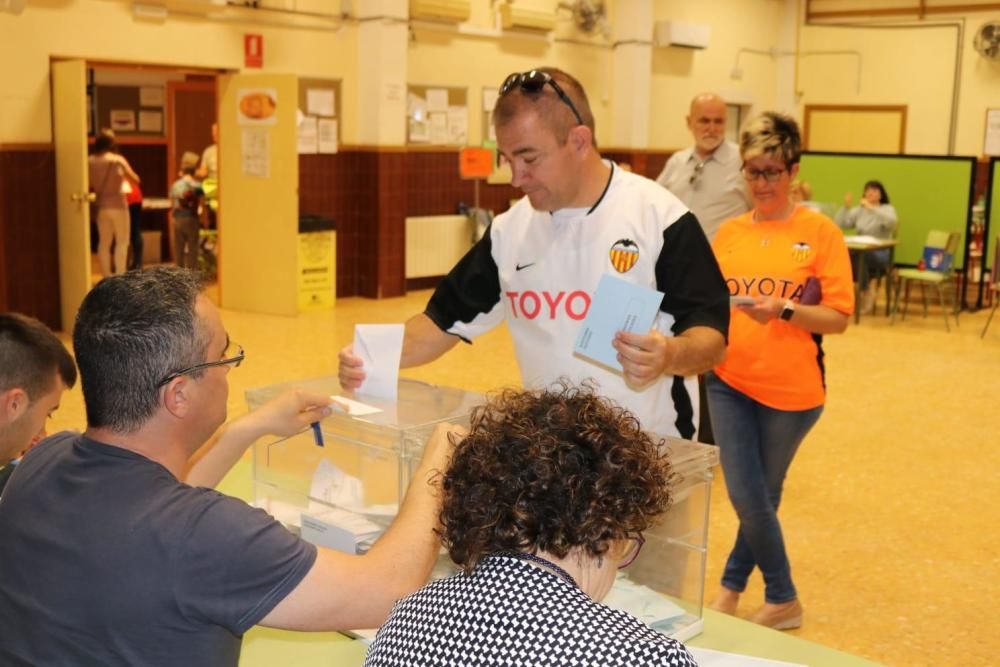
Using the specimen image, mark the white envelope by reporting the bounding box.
[353,324,404,401]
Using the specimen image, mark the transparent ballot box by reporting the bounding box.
[605,437,718,642]
[247,376,716,643]
[246,377,484,546]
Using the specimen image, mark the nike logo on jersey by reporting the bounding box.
[515,262,536,271]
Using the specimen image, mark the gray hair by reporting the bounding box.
[73,267,209,433]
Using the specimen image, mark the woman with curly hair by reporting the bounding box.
[364,382,696,667]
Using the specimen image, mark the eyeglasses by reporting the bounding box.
[689,160,706,186]
[156,341,245,388]
[499,70,585,127]
[617,533,645,569]
[742,166,787,183]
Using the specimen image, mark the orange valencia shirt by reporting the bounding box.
[712,206,855,411]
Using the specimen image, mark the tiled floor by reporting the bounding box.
[49,287,999,667]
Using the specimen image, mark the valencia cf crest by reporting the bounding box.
[609,238,639,273]
[791,241,812,263]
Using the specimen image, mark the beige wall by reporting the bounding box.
[0,0,356,144]
[1,0,999,155]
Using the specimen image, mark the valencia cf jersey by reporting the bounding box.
[426,162,729,439]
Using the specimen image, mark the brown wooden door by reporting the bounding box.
[166,80,216,192]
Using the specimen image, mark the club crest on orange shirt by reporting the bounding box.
[791,241,812,263]
[609,239,639,273]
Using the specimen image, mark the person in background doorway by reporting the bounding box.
[125,172,144,270]
[170,152,205,270]
[655,93,750,445]
[707,112,854,631]
[89,129,140,276]
[0,313,76,494]
[197,122,219,230]
[835,180,898,313]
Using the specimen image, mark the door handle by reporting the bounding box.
[71,192,96,203]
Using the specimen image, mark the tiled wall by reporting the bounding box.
[0,149,61,330]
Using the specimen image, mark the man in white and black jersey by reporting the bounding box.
[340,68,729,439]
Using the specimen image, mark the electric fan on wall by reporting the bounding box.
[973,21,1000,60]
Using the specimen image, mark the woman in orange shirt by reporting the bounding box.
[707,112,854,630]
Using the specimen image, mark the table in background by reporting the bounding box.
[219,462,880,667]
[844,237,898,324]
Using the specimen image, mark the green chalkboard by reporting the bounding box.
[799,152,976,270]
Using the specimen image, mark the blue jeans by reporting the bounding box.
[705,372,823,604]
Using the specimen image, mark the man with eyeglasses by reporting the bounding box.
[341,69,728,441]
[655,93,750,444]
[0,268,459,666]
[656,93,750,242]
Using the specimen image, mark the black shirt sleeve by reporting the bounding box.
[655,211,730,340]
[425,223,503,338]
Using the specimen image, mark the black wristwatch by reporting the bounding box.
[779,300,795,321]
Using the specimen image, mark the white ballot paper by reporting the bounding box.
[329,395,383,416]
[309,459,398,517]
[689,647,806,667]
[353,324,404,401]
[602,573,687,629]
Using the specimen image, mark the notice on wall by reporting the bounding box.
[985,108,1000,156]
[447,106,468,145]
[241,128,270,178]
[426,88,448,113]
[110,109,136,132]
[237,88,278,126]
[139,86,164,107]
[318,118,338,154]
[307,88,335,117]
[429,112,448,144]
[482,87,498,112]
[297,114,318,154]
[138,110,162,133]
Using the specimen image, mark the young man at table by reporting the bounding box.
[0,268,459,667]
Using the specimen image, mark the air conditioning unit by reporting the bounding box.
[654,19,709,49]
[410,0,470,23]
[500,4,556,32]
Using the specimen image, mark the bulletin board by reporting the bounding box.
[94,84,165,137]
[407,85,468,146]
[296,78,341,154]
[799,152,976,270]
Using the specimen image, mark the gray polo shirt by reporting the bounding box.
[656,140,751,241]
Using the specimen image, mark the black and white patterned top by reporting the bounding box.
[364,553,698,667]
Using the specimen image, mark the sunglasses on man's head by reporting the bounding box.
[499,70,585,127]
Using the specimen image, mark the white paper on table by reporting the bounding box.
[353,324,404,401]
[309,459,398,516]
[602,574,687,626]
[329,395,383,416]
[689,647,806,667]
[847,235,883,245]
[306,88,335,117]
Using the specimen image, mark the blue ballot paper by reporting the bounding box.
[574,273,664,373]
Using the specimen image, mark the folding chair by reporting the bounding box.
[890,230,961,331]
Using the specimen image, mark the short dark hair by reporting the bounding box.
[0,313,76,400]
[863,180,890,205]
[93,129,117,154]
[740,111,802,167]
[72,267,209,433]
[440,382,676,573]
[493,67,596,145]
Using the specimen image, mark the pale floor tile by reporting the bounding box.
[48,287,999,667]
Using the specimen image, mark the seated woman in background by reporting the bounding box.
[364,383,697,667]
[835,180,898,312]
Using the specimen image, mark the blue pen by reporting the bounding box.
[311,421,324,447]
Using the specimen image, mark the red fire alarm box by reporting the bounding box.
[245,34,263,68]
